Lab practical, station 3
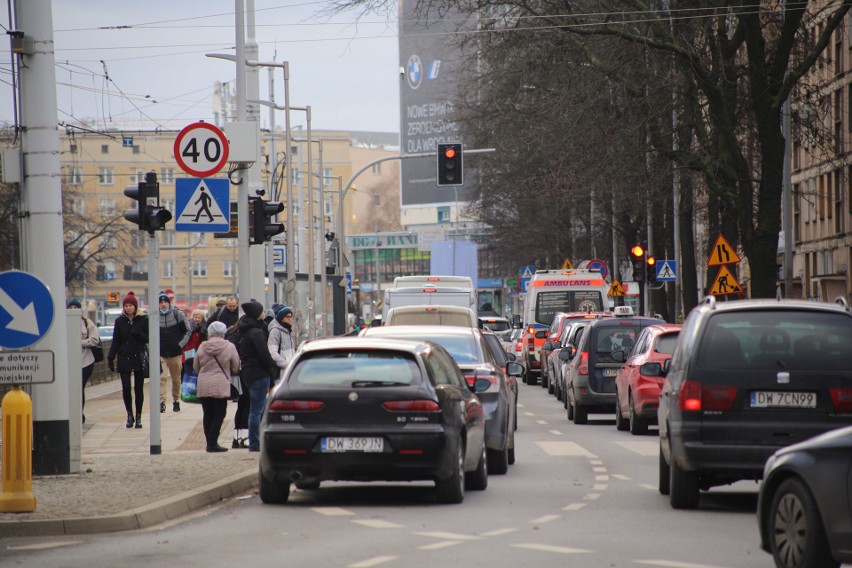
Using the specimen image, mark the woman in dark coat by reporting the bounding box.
[107,292,149,429]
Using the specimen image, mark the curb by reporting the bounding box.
[0,468,257,537]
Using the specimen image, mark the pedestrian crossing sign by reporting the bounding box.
[708,265,742,296]
[175,178,230,232]
[656,260,677,281]
[608,279,625,297]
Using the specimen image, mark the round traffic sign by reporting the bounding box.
[0,270,55,349]
[587,259,609,281]
[174,122,230,178]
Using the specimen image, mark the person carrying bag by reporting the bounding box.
[194,321,241,452]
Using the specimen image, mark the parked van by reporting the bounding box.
[385,305,477,327]
[382,275,477,319]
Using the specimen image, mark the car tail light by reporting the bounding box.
[679,380,702,411]
[515,341,523,353]
[463,371,500,393]
[577,352,589,377]
[526,334,535,349]
[830,388,852,411]
[269,400,324,412]
[677,380,737,412]
[382,400,441,412]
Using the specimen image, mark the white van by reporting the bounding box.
[385,305,477,328]
[381,275,476,319]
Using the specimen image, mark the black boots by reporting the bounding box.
[206,444,228,453]
[125,412,134,429]
[135,412,142,429]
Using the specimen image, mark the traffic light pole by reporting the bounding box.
[147,232,162,455]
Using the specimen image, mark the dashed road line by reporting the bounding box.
[530,514,560,524]
[593,466,607,473]
[549,429,563,436]
[595,475,610,481]
[349,556,398,567]
[563,503,586,511]
[583,493,601,500]
[418,541,462,550]
[638,483,657,491]
[535,441,596,457]
[536,420,548,425]
[511,543,593,555]
[615,440,658,456]
[480,528,517,537]
[593,484,608,490]
[352,519,405,529]
[312,507,355,516]
[415,531,484,541]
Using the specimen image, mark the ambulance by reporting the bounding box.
[519,269,610,385]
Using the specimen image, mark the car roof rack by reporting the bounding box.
[700,295,717,310]
[836,296,851,313]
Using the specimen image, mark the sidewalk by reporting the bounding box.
[0,379,258,537]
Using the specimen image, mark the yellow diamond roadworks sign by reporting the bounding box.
[708,265,742,296]
[707,234,741,266]
[608,279,625,297]
[561,259,573,269]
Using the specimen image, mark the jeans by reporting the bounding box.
[247,376,270,450]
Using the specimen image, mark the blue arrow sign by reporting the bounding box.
[0,270,55,349]
[656,260,677,281]
[174,178,230,232]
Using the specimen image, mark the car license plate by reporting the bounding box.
[750,391,816,409]
[321,437,384,452]
[602,368,619,377]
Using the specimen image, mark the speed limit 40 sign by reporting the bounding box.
[174,122,230,177]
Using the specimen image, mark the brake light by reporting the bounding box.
[679,380,702,411]
[515,341,522,353]
[382,400,441,412]
[423,287,437,293]
[527,334,535,349]
[677,380,737,412]
[463,371,500,393]
[830,388,852,411]
[269,400,324,412]
[577,352,589,377]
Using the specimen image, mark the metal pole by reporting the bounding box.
[147,232,162,455]
[234,0,250,305]
[453,185,459,275]
[336,177,345,273]
[266,66,277,307]
[246,2,266,303]
[374,220,381,316]
[318,142,328,336]
[282,63,295,306]
[306,106,315,338]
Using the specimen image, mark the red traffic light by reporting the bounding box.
[646,256,655,266]
[630,245,645,258]
[444,147,456,159]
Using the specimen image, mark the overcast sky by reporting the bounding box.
[0,1,400,134]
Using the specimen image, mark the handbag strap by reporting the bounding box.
[212,356,230,382]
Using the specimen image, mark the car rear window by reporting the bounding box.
[390,312,473,327]
[399,333,480,364]
[696,310,852,371]
[289,350,421,386]
[654,333,680,355]
[595,326,639,354]
[481,320,510,332]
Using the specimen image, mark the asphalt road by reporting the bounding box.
[3,382,778,568]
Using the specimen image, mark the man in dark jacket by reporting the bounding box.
[208,296,240,328]
[237,300,277,452]
[158,291,192,413]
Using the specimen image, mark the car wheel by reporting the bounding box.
[567,392,575,420]
[523,368,534,385]
[629,397,648,435]
[669,457,700,509]
[465,443,488,491]
[572,402,588,425]
[436,439,465,504]
[508,429,516,465]
[487,444,509,475]
[294,480,320,490]
[658,443,670,495]
[562,383,568,409]
[259,467,291,504]
[547,372,555,394]
[540,372,548,389]
[615,394,629,431]
[769,477,838,568]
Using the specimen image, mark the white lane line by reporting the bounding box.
[530,514,560,524]
[635,560,731,568]
[593,484,608,491]
[517,403,526,408]
[593,466,607,473]
[584,493,601,500]
[563,503,586,511]
[512,543,593,555]
[638,483,657,491]
[524,412,536,416]
[536,420,548,425]
[549,430,563,436]
[611,473,631,481]
[418,541,462,550]
[415,531,484,541]
[6,542,82,551]
[535,441,596,457]
[312,507,355,516]
[480,528,517,537]
[615,440,659,456]
[352,519,405,529]
[349,556,398,568]
[590,459,603,465]
[596,475,610,481]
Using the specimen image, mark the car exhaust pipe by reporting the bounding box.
[289,471,302,482]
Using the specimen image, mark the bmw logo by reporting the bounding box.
[407,54,422,90]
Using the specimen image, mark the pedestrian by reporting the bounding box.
[268,305,295,386]
[207,296,240,328]
[225,321,250,448]
[68,297,99,424]
[157,291,192,413]
[193,321,240,452]
[107,292,148,429]
[237,300,277,452]
[182,308,208,373]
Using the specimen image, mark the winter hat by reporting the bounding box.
[275,305,294,322]
[66,297,82,309]
[158,291,171,305]
[241,300,264,320]
[122,291,138,308]
[208,321,228,337]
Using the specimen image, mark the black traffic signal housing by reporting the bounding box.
[123,171,172,232]
[646,256,657,283]
[629,243,645,283]
[437,143,463,186]
[250,196,285,245]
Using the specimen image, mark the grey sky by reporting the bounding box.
[0,1,400,134]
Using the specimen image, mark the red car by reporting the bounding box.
[614,323,682,435]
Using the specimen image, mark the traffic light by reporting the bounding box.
[250,196,285,245]
[629,243,645,282]
[123,172,172,232]
[646,256,657,283]
[437,143,463,186]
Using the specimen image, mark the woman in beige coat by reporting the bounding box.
[193,321,240,452]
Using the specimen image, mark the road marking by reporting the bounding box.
[635,561,731,568]
[352,519,404,529]
[349,556,398,567]
[615,440,658,456]
[593,466,607,473]
[536,420,548,425]
[584,493,601,500]
[6,541,82,551]
[563,503,586,511]
[611,473,631,481]
[512,543,593,555]
[535,441,595,457]
[416,531,484,541]
[480,528,517,537]
[312,507,355,516]
[595,475,610,481]
[517,403,526,408]
[639,483,657,491]
[549,430,563,436]
[524,412,535,416]
[530,514,560,524]
[590,459,603,465]
[593,484,608,490]
[418,541,462,550]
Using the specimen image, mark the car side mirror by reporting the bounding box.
[512,315,521,328]
[534,330,548,339]
[662,359,671,374]
[506,352,517,362]
[640,362,663,377]
[506,361,523,376]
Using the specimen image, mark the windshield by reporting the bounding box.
[534,291,604,326]
[394,334,481,364]
[289,350,421,386]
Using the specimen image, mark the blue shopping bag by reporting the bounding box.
[180,370,200,404]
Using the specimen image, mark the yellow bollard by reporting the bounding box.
[0,386,37,512]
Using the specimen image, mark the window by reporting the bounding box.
[835,89,843,152]
[163,260,174,279]
[132,145,140,154]
[67,167,82,185]
[323,167,333,187]
[101,144,109,154]
[223,259,237,278]
[161,199,174,213]
[98,167,113,185]
[793,183,801,241]
[324,198,334,217]
[130,232,146,248]
[192,260,208,278]
[98,198,116,217]
[819,175,826,220]
[161,231,176,246]
[68,198,84,215]
[836,171,844,234]
[100,232,116,248]
[437,206,451,223]
[160,168,175,184]
[132,261,147,274]
[130,169,145,184]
